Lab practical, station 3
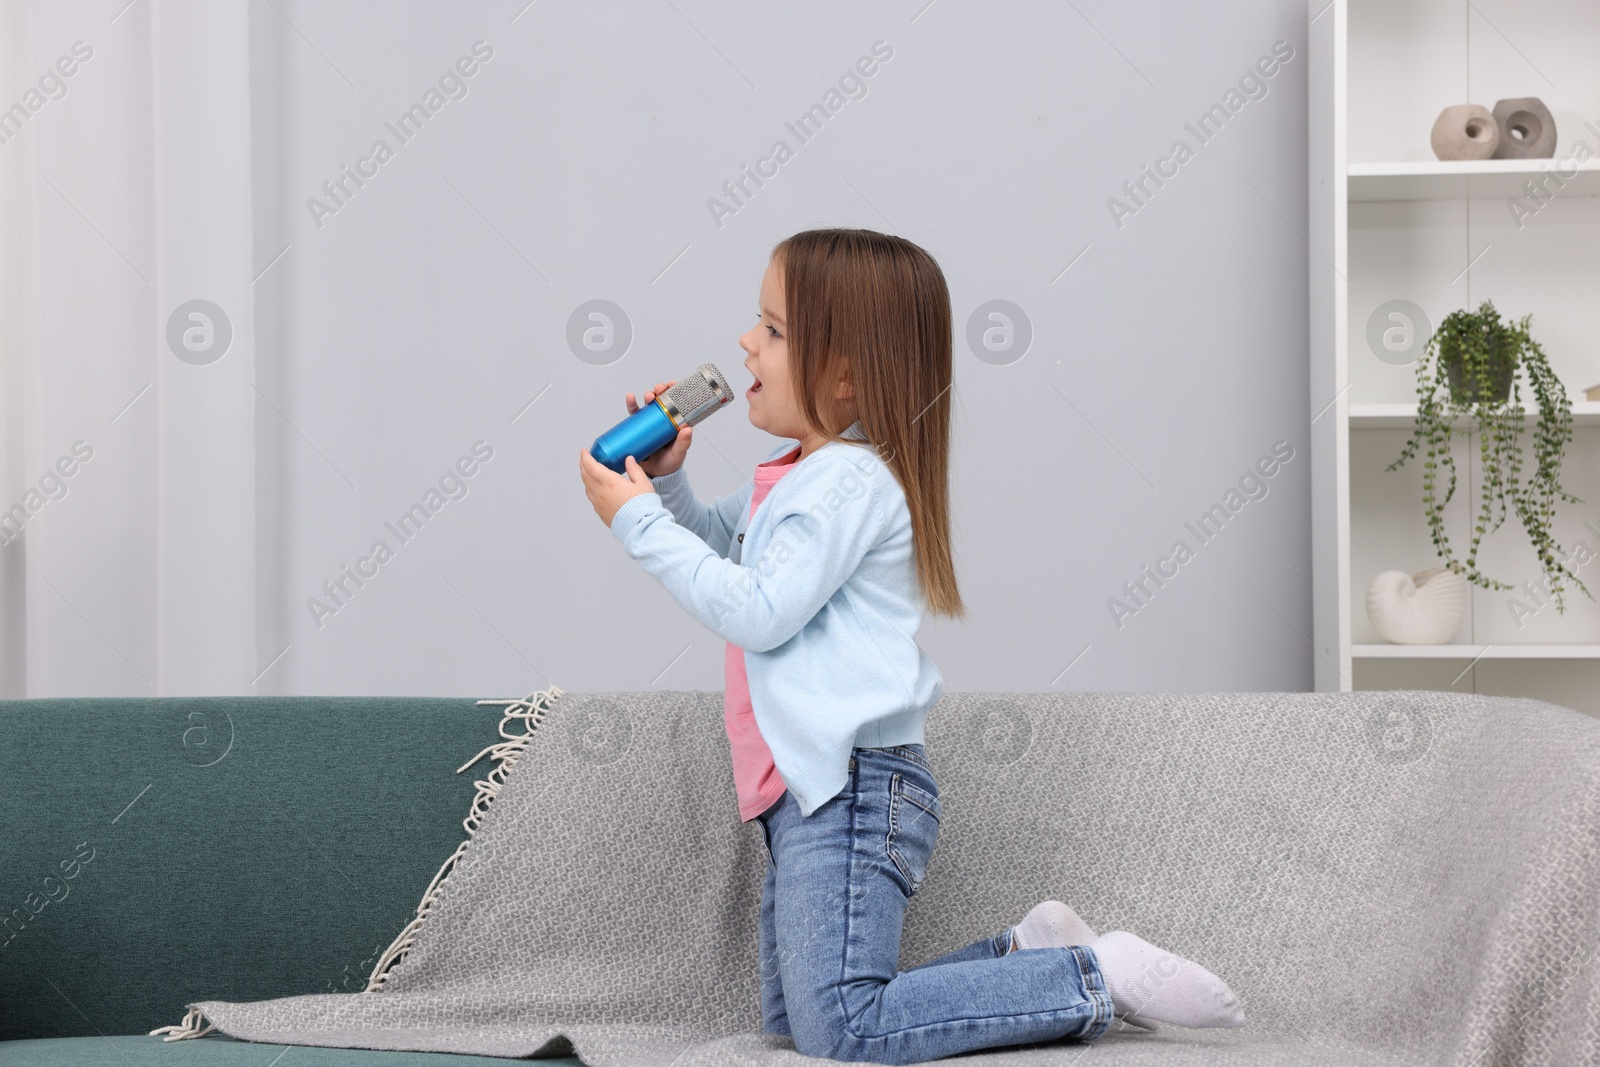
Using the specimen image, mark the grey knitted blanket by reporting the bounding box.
[154,686,1600,1065]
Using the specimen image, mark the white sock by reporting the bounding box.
[1088,930,1246,1029]
[1010,900,1096,952]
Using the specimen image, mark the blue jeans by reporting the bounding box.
[755,744,1114,1064]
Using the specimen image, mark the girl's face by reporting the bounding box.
[739,260,806,441]
[738,258,854,454]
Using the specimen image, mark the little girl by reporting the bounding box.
[579,228,1245,1063]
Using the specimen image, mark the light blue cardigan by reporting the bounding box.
[607,420,943,817]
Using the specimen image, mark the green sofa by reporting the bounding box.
[0,695,586,1066]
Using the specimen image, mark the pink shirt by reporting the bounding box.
[725,443,803,821]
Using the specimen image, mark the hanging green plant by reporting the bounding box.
[1387,298,1591,613]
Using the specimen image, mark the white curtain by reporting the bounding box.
[1,0,256,696]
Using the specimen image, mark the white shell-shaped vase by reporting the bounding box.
[1365,565,1469,644]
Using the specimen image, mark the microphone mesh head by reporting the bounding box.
[663,363,734,427]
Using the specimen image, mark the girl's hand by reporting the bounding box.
[626,380,693,477]
[579,449,655,529]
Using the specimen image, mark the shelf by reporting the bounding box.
[1354,644,1600,659]
[1349,401,1600,429]
[1348,159,1600,202]
[1310,1,1600,704]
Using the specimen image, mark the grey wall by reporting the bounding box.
[251,0,1313,698]
[9,0,1314,698]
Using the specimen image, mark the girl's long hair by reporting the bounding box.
[770,228,965,620]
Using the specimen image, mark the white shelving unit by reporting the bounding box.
[1350,401,1600,429]
[1309,0,1600,716]
[1348,159,1600,201]
[1353,644,1600,659]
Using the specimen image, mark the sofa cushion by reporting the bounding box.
[0,695,513,1042]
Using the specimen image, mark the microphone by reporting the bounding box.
[590,362,735,473]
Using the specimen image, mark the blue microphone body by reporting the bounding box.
[591,401,679,474]
[590,362,735,474]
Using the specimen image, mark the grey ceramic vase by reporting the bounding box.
[1491,97,1557,158]
[1430,104,1499,160]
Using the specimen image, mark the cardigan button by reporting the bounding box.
[738,533,744,542]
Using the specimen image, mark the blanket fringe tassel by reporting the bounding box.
[149,1007,216,1041]
[148,684,564,1041]
[362,685,562,991]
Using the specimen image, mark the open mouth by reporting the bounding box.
[747,378,763,397]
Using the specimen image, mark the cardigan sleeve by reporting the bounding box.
[646,465,752,560]
[607,451,890,652]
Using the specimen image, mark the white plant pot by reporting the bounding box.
[1365,565,1469,644]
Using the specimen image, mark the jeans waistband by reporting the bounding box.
[853,743,931,773]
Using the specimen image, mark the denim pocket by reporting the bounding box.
[886,772,941,896]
